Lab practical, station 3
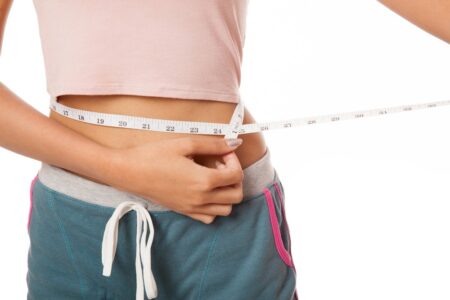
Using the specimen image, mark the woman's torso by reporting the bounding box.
[50,95,268,185]
[34,0,260,185]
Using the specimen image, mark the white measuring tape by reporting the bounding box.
[49,95,450,140]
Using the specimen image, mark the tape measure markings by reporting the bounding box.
[49,96,450,137]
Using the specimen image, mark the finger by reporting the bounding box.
[215,160,226,169]
[221,151,243,171]
[204,152,244,188]
[185,157,240,189]
[201,181,244,205]
[186,213,216,224]
[190,203,234,217]
[178,136,243,156]
[203,168,243,190]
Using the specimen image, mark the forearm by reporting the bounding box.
[377,0,450,44]
[0,0,13,56]
[0,82,117,185]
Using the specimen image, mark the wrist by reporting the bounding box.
[96,146,125,189]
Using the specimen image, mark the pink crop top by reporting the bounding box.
[32,0,249,104]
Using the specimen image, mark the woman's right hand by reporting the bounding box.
[106,136,245,224]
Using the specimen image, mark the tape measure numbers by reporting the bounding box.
[49,95,450,140]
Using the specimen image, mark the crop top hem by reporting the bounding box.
[49,83,240,104]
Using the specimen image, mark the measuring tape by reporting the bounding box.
[49,95,450,140]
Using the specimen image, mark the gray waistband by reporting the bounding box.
[37,147,275,211]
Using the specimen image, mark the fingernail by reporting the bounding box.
[225,138,243,148]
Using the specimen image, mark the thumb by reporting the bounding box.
[179,136,243,156]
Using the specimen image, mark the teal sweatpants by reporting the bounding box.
[26,169,298,299]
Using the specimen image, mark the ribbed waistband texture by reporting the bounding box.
[37,147,276,211]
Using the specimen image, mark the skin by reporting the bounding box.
[377,0,450,44]
[1,0,449,223]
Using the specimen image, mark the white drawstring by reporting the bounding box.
[101,201,157,300]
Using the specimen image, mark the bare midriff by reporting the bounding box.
[49,94,268,185]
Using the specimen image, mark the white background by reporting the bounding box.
[1,1,449,299]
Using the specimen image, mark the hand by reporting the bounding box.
[106,136,244,224]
